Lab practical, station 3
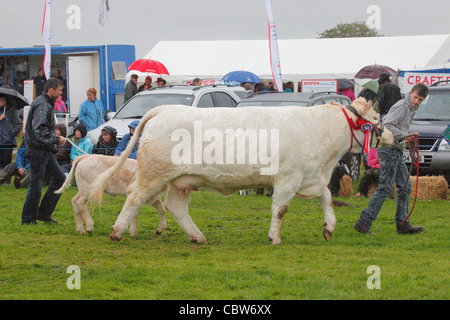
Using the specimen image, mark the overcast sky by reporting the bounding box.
[2,0,450,58]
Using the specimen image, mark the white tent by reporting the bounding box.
[131,34,450,88]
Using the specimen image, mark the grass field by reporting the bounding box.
[0,174,448,300]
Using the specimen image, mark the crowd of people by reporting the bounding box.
[0,70,429,235]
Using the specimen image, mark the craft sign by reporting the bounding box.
[403,72,450,92]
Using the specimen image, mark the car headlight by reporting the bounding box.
[438,138,450,151]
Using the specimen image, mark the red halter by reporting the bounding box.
[341,107,373,153]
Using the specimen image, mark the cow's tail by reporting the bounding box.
[88,107,160,207]
[54,154,89,194]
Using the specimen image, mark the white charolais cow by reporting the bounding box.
[55,154,166,235]
[89,97,393,244]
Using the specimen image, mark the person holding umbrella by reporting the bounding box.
[124,74,139,103]
[0,92,22,171]
[358,80,379,112]
[377,73,401,120]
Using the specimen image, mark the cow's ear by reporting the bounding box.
[367,100,372,109]
[359,102,370,117]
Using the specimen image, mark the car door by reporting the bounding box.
[196,93,215,108]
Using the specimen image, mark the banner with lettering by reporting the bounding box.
[42,0,52,80]
[264,0,283,91]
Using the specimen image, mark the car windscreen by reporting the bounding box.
[114,94,195,119]
[413,91,450,121]
[234,91,251,99]
[236,101,308,107]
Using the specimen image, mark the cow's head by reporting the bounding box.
[348,97,394,149]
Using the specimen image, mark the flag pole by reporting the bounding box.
[264,0,283,92]
[101,0,110,110]
[42,0,52,80]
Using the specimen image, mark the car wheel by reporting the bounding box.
[343,153,361,181]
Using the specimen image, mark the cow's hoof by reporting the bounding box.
[269,236,282,245]
[109,233,122,242]
[190,236,207,244]
[323,229,333,241]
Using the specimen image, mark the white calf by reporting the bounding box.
[55,154,166,235]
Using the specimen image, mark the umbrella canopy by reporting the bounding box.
[337,78,355,90]
[0,87,30,109]
[221,70,262,83]
[354,64,395,79]
[362,80,379,94]
[127,59,169,75]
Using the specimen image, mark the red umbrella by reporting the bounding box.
[354,64,395,79]
[127,59,169,75]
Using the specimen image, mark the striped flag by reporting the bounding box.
[42,0,52,80]
[264,0,283,92]
[98,0,110,26]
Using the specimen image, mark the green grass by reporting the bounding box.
[0,179,448,300]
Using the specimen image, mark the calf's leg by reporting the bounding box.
[152,199,166,235]
[72,193,86,234]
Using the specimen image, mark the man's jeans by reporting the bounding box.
[21,148,66,224]
[358,147,411,228]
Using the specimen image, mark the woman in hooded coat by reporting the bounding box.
[93,126,119,156]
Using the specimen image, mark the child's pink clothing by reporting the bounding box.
[367,148,380,169]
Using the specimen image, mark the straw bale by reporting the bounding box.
[366,175,448,200]
[338,175,354,197]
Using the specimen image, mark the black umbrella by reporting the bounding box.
[337,78,355,90]
[0,87,30,109]
[354,64,395,79]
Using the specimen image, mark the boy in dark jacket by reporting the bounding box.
[93,126,119,156]
[53,123,71,166]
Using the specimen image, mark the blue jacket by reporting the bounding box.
[78,98,105,132]
[15,141,30,172]
[70,135,93,161]
[114,133,139,159]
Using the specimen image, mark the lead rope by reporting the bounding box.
[65,137,89,155]
[399,135,420,226]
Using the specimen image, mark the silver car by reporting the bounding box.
[88,85,249,144]
[236,91,363,180]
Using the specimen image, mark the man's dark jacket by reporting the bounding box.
[25,93,60,152]
[378,80,401,116]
